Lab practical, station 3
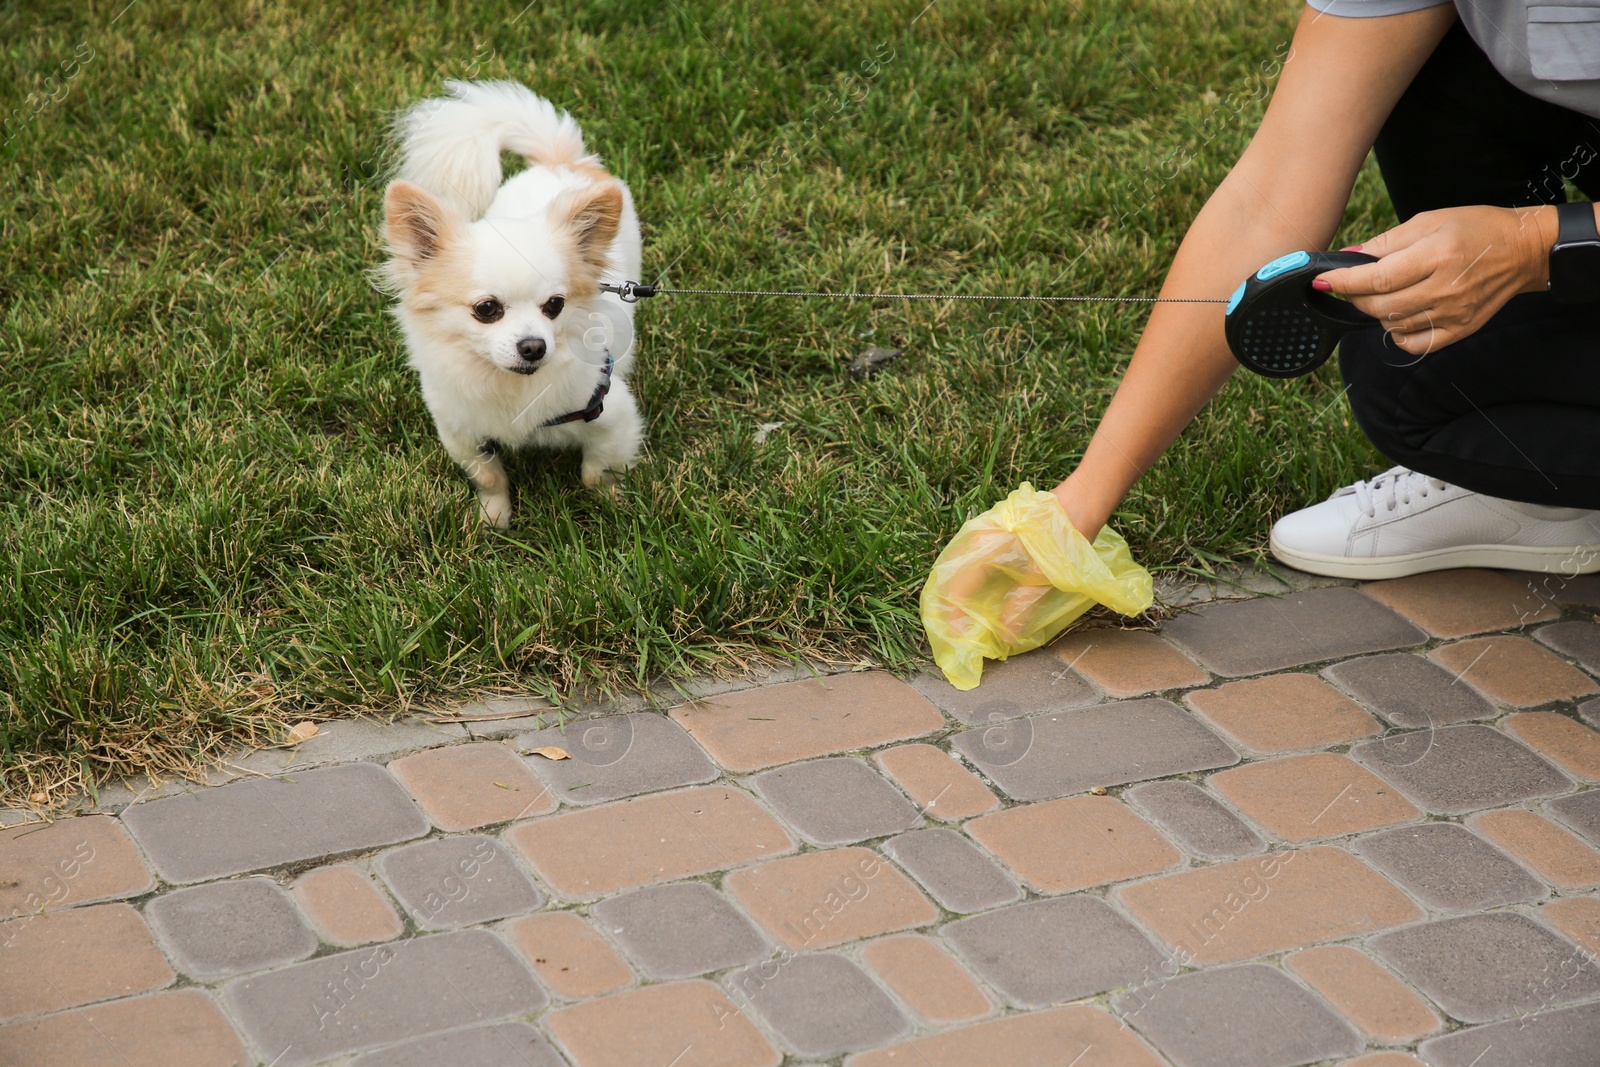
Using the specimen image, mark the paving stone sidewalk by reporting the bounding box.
[5,568,1600,1066]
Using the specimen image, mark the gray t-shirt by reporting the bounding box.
[1305,0,1600,118]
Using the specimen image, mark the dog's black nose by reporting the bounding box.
[516,337,546,363]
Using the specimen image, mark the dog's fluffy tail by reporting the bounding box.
[393,80,593,219]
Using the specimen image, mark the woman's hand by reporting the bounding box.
[1315,205,1556,356]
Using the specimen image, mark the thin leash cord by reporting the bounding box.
[639,284,1226,304]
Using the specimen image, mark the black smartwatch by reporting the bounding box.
[1549,200,1600,304]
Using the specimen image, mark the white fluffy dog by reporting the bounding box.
[381,80,644,526]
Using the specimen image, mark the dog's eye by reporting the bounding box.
[471,298,504,324]
[541,295,565,319]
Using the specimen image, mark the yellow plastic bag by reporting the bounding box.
[920,483,1153,690]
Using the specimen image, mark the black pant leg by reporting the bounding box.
[1338,21,1600,508]
[1340,298,1600,508]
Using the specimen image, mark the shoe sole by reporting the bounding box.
[1269,536,1600,580]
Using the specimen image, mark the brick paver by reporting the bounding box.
[966,795,1182,892]
[846,1004,1167,1067]
[1284,945,1440,1043]
[1472,808,1600,888]
[1352,823,1544,911]
[1505,711,1600,780]
[503,911,634,999]
[871,743,998,820]
[1360,568,1559,637]
[1353,724,1570,815]
[1160,587,1425,676]
[1543,573,1600,609]
[1124,781,1263,859]
[0,903,172,1022]
[375,835,543,930]
[545,980,780,1067]
[1344,1054,1428,1067]
[1547,789,1600,845]
[120,762,429,883]
[591,882,769,979]
[1371,912,1600,1023]
[225,929,546,1066]
[1116,846,1421,965]
[350,1021,566,1067]
[1114,962,1362,1067]
[1185,674,1380,752]
[1538,619,1600,674]
[1209,753,1419,842]
[1541,896,1600,957]
[1050,628,1207,697]
[727,952,912,1057]
[859,934,993,1025]
[1418,1002,1600,1067]
[750,757,921,845]
[387,741,553,829]
[909,649,1099,724]
[144,877,317,980]
[0,814,152,916]
[952,697,1238,801]
[512,712,719,805]
[943,896,1165,1008]
[1323,652,1497,728]
[881,827,1021,913]
[291,865,404,946]
[671,672,943,772]
[725,847,938,950]
[505,785,794,900]
[1430,635,1599,706]
[0,989,246,1067]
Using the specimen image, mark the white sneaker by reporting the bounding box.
[1270,466,1600,579]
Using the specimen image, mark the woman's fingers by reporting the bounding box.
[1315,217,1429,293]
[1384,325,1447,355]
[1320,245,1436,303]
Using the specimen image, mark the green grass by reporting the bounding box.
[0,0,1394,802]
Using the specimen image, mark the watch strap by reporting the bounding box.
[1556,200,1599,246]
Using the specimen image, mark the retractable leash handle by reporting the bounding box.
[1224,250,1380,378]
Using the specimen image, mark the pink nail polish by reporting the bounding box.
[1340,245,1363,252]
[1311,278,1333,292]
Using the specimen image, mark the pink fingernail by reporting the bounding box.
[1311,279,1332,292]
[1340,245,1363,252]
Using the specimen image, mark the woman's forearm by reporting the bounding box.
[1054,177,1348,536]
[1052,4,1457,539]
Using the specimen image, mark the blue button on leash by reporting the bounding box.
[602,249,1380,380]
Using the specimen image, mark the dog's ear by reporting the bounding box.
[384,180,459,270]
[550,181,624,277]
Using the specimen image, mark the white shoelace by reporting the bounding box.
[1341,466,1450,519]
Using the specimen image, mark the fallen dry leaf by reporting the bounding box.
[286,721,320,744]
[530,746,570,761]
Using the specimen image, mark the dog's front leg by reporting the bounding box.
[579,381,643,493]
[439,429,512,527]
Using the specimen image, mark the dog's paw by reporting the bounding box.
[479,493,513,527]
[581,466,621,496]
